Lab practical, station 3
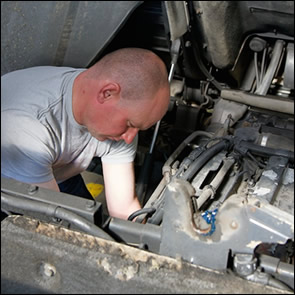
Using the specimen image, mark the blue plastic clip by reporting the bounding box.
[201,208,218,236]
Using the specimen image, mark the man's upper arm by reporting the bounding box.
[102,161,141,220]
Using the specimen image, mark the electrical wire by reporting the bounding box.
[246,151,266,169]
[128,207,156,222]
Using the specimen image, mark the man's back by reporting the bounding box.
[1,66,135,185]
[2,66,92,183]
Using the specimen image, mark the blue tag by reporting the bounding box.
[201,208,218,236]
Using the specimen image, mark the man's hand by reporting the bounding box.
[102,161,141,220]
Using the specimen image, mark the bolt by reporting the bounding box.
[230,220,238,229]
[255,201,261,208]
[86,200,96,210]
[196,8,203,15]
[52,217,62,223]
[185,40,191,47]
[41,263,56,277]
[28,185,38,195]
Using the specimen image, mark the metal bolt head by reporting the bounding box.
[233,254,257,277]
[230,220,238,229]
[28,185,38,195]
[85,200,96,210]
[40,262,56,277]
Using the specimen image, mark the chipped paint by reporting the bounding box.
[262,170,277,180]
[3,212,291,294]
[282,168,294,185]
[13,215,186,273]
[253,187,271,196]
[246,240,262,248]
[97,257,139,281]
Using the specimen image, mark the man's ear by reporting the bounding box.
[97,82,120,104]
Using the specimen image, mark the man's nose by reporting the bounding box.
[121,127,139,144]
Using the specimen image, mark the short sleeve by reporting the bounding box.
[1,111,57,183]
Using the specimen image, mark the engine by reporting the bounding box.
[1,1,293,293]
[130,33,294,291]
[139,108,294,288]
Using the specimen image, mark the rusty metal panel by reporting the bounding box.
[1,215,290,294]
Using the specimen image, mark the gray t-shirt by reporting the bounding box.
[1,66,137,184]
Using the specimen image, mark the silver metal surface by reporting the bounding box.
[255,40,285,96]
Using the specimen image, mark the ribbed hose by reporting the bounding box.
[162,130,213,179]
[182,139,231,181]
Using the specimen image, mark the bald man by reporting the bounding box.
[1,48,170,220]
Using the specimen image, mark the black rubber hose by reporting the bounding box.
[1,192,114,241]
[128,207,156,222]
[163,130,213,176]
[146,206,165,225]
[182,139,231,181]
[238,141,294,162]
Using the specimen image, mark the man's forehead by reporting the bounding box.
[128,117,151,130]
[126,86,169,129]
[128,108,163,131]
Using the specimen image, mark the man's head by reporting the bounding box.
[73,48,170,144]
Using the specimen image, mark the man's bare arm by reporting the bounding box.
[102,161,141,220]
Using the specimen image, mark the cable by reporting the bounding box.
[128,207,156,222]
[246,151,266,169]
[186,1,223,92]
[238,141,294,162]
[136,38,181,203]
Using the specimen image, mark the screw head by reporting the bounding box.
[85,200,96,209]
[28,185,38,195]
[230,220,238,229]
[40,262,56,277]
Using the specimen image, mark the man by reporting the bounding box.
[1,48,170,220]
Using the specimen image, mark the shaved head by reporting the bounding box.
[86,48,169,101]
[72,47,170,144]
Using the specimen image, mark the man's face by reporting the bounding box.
[86,110,139,144]
[86,86,170,145]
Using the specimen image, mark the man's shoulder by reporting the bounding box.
[2,65,76,76]
[1,66,84,86]
[1,66,83,111]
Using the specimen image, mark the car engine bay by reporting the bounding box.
[130,2,294,290]
[1,1,294,293]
